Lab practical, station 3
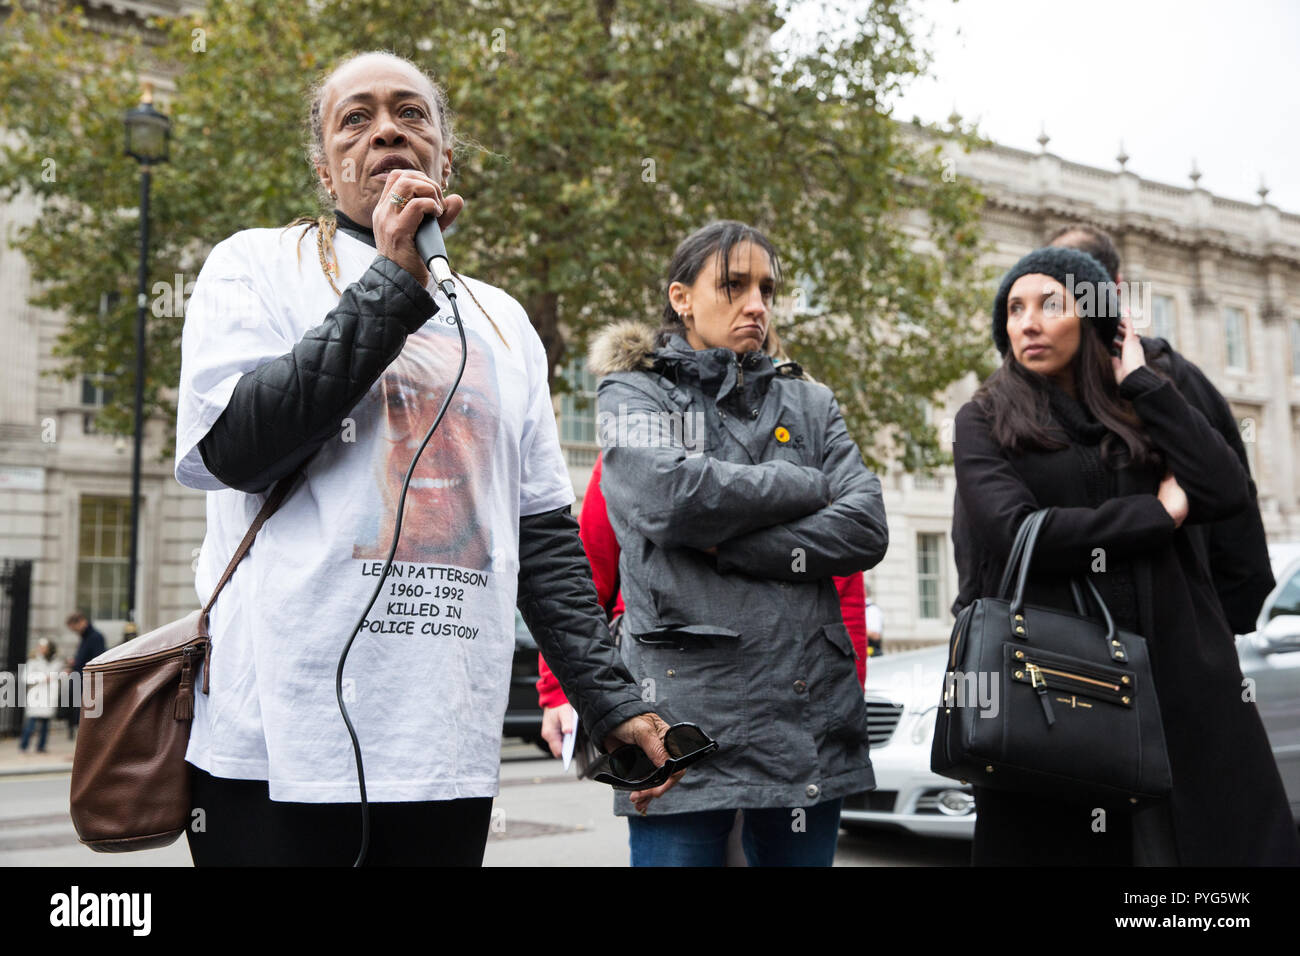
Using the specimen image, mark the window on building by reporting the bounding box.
[96,290,122,324]
[81,376,112,408]
[559,359,599,446]
[1223,306,1248,371]
[80,375,114,435]
[917,532,944,620]
[1233,405,1260,480]
[80,294,121,433]
[1150,294,1176,345]
[76,496,132,622]
[1290,318,1300,377]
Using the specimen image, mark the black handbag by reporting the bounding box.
[931,509,1173,803]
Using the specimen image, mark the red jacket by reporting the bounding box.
[537,454,869,708]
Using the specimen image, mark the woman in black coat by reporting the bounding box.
[951,246,1300,866]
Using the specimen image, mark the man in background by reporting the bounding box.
[64,611,105,738]
[1049,224,1274,633]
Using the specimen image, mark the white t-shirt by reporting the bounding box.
[174,225,573,802]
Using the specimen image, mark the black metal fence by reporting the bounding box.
[0,560,33,737]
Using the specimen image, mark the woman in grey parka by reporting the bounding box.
[594,221,889,866]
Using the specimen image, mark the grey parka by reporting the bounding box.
[593,321,888,814]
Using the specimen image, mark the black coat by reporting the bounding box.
[187,215,655,750]
[72,625,106,674]
[951,364,1300,866]
[1143,337,1274,633]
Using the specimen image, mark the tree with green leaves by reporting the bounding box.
[0,0,992,470]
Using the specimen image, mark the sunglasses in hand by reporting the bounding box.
[587,722,718,791]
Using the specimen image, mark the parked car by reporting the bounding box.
[1236,545,1300,818]
[504,610,547,751]
[842,542,1300,839]
[841,646,975,838]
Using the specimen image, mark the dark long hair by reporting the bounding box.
[656,221,784,356]
[974,324,1164,470]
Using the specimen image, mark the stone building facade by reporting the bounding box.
[3,6,1299,654]
[0,0,202,657]
[860,135,1300,648]
[558,135,1300,649]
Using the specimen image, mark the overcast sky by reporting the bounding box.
[785,0,1300,212]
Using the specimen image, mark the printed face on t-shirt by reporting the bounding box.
[352,322,502,568]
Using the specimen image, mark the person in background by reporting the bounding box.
[537,453,871,753]
[1047,224,1273,633]
[863,584,883,657]
[19,639,59,754]
[65,611,105,739]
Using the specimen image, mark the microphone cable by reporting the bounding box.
[335,272,464,867]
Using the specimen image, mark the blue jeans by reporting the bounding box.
[627,799,843,867]
[19,717,50,752]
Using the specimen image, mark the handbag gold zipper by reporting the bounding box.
[1019,661,1130,726]
[1027,664,1055,726]
[1032,664,1121,693]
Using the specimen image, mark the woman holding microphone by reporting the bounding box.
[173,50,685,865]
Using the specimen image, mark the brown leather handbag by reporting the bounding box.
[70,471,301,851]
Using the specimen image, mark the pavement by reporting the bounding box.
[0,723,78,775]
[0,737,970,865]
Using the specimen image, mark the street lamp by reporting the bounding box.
[122,82,170,639]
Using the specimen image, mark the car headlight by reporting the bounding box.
[935,789,975,816]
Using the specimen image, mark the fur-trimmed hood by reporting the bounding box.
[586,320,807,380]
[588,320,660,376]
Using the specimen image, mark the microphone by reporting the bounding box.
[415,214,455,294]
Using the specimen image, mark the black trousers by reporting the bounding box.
[186,765,493,866]
[972,787,1133,866]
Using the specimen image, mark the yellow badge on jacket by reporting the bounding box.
[774,426,790,443]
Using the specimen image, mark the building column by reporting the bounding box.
[1261,281,1295,517]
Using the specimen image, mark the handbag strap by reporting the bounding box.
[1000,509,1049,604]
[1006,508,1130,663]
[1068,579,1091,616]
[997,509,1046,598]
[999,509,1047,642]
[197,466,306,638]
[1068,575,1129,662]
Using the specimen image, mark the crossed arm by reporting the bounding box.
[598,377,888,580]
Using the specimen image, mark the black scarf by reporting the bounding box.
[1046,384,1107,446]
[1045,384,1141,632]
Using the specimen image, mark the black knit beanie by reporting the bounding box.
[991,246,1121,356]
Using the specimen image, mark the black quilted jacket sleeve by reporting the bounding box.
[199,253,651,748]
[517,507,656,751]
[198,256,438,493]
